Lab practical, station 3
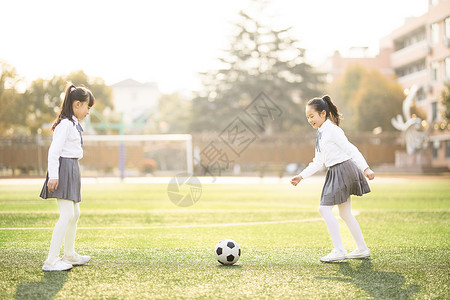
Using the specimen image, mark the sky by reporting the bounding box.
[1,0,428,93]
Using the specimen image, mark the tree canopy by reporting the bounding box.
[191,6,324,133]
[0,62,27,135]
[330,65,405,132]
[158,92,192,133]
[0,66,113,135]
[442,83,450,122]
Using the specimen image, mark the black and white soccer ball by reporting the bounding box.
[214,239,241,265]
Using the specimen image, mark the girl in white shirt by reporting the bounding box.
[40,83,94,271]
[290,95,375,262]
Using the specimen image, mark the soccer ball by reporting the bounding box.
[214,239,241,265]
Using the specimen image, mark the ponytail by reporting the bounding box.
[51,82,95,131]
[307,95,342,126]
[322,95,341,126]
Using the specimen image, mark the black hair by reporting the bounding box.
[307,95,341,126]
[51,82,95,131]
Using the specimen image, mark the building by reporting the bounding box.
[111,78,160,129]
[324,47,394,83]
[380,0,450,169]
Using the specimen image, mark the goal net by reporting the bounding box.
[81,134,193,179]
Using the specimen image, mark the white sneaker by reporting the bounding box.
[62,253,91,266]
[346,248,370,259]
[320,249,347,262]
[42,258,73,272]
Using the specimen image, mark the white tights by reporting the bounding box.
[318,199,367,251]
[46,199,80,262]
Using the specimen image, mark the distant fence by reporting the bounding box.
[192,131,403,176]
[0,136,188,177]
[0,132,403,177]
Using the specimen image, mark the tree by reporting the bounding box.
[331,65,404,132]
[65,70,114,117]
[0,62,26,135]
[25,70,114,134]
[24,76,66,134]
[329,65,365,130]
[158,92,192,133]
[191,3,324,133]
[442,83,450,121]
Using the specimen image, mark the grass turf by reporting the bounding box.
[0,176,449,299]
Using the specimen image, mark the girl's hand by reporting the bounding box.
[47,179,59,193]
[290,175,303,186]
[364,168,375,180]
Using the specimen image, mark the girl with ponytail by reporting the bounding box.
[290,95,375,262]
[40,82,94,271]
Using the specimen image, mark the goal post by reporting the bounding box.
[82,134,193,179]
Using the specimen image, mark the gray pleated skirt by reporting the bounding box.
[40,157,81,203]
[321,159,370,206]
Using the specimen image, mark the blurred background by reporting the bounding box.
[1,0,449,178]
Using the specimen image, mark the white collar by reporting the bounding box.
[72,115,79,125]
[318,119,332,133]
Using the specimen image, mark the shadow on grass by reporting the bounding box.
[15,271,69,300]
[316,259,420,299]
[216,264,243,269]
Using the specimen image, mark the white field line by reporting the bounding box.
[0,210,359,230]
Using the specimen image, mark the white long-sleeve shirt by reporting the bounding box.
[299,119,369,179]
[47,116,83,179]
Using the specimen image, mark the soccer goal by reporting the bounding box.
[81,134,193,179]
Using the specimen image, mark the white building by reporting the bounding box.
[111,78,160,127]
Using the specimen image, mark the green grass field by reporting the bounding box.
[0,176,449,299]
